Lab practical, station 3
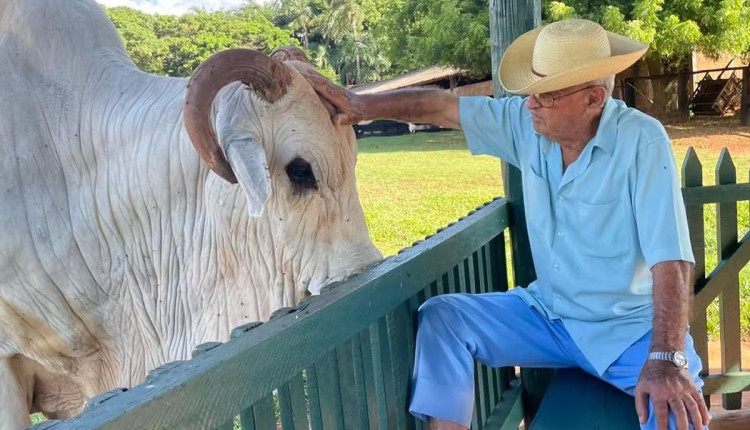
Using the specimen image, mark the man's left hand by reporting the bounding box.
[635,360,709,430]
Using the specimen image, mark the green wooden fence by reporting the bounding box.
[34,147,750,430]
[38,198,523,430]
[683,148,750,412]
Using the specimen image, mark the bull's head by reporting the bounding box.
[183,47,381,300]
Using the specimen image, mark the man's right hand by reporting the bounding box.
[301,72,365,126]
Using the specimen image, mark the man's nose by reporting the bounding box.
[526,95,541,109]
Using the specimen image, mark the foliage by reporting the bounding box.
[542,0,750,65]
[379,0,492,77]
[104,1,749,86]
[103,5,298,77]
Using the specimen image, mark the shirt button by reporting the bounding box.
[557,231,563,237]
[552,264,559,270]
[558,196,564,202]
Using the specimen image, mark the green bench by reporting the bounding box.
[528,368,640,430]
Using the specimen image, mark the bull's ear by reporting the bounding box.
[223,137,271,217]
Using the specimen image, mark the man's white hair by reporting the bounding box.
[589,75,615,98]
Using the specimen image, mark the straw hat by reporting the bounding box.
[499,19,648,95]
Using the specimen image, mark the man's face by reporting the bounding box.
[525,83,602,142]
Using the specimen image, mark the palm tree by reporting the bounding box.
[278,0,315,50]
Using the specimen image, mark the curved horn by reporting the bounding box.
[270,46,312,64]
[184,49,292,183]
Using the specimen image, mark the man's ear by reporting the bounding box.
[589,86,607,109]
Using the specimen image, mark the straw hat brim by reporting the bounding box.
[499,27,648,95]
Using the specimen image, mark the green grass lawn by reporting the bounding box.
[355,126,750,338]
[356,131,504,256]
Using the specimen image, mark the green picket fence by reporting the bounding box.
[41,198,522,430]
[683,147,750,410]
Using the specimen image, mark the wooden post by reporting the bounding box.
[741,66,749,126]
[678,71,690,122]
[623,78,636,107]
[489,0,553,426]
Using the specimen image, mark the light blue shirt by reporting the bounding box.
[459,96,694,374]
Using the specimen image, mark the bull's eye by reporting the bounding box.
[286,157,317,190]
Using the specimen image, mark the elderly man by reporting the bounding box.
[305,19,711,430]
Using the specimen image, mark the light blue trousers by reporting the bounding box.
[408,293,708,429]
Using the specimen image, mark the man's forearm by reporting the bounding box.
[650,261,693,351]
[360,88,461,130]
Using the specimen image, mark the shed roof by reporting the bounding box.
[350,66,463,94]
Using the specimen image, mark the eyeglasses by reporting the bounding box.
[532,85,601,108]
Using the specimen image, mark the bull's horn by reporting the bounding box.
[184,49,292,184]
[270,46,312,64]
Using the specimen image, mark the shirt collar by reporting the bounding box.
[587,97,618,155]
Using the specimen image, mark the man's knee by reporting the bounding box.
[418,295,466,321]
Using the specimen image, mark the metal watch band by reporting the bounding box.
[648,351,688,368]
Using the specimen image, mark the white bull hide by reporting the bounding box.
[0,1,381,427]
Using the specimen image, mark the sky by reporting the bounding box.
[97,0,271,15]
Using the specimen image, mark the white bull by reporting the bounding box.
[0,1,381,427]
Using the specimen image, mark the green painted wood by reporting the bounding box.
[681,182,750,205]
[682,148,709,404]
[481,382,523,430]
[213,418,234,430]
[694,228,750,310]
[715,149,743,410]
[252,395,276,430]
[277,385,295,429]
[349,333,372,430]
[359,328,380,430]
[50,199,509,430]
[528,369,639,430]
[369,321,390,428]
[701,371,750,395]
[240,407,255,430]
[315,350,345,430]
[306,366,324,430]
[374,315,402,429]
[287,374,308,430]
[386,303,415,430]
[335,340,361,430]
[477,247,499,417]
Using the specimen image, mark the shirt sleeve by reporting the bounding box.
[633,137,695,267]
[459,96,527,169]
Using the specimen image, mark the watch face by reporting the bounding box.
[673,351,689,368]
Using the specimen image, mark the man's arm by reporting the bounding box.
[635,260,709,430]
[303,72,461,129]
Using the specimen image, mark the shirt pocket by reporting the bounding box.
[523,168,553,246]
[569,198,629,258]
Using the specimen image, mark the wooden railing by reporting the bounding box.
[33,147,750,430]
[683,148,750,411]
[39,198,521,430]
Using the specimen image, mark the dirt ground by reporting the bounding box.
[665,116,750,157]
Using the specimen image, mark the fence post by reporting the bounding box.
[490,0,553,425]
[678,72,690,122]
[741,66,749,126]
[715,149,742,410]
[623,78,636,108]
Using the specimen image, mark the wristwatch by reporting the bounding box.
[648,351,689,368]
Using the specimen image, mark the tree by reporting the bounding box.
[104,6,298,77]
[542,0,750,114]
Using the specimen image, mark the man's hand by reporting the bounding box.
[301,72,365,125]
[635,360,709,430]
